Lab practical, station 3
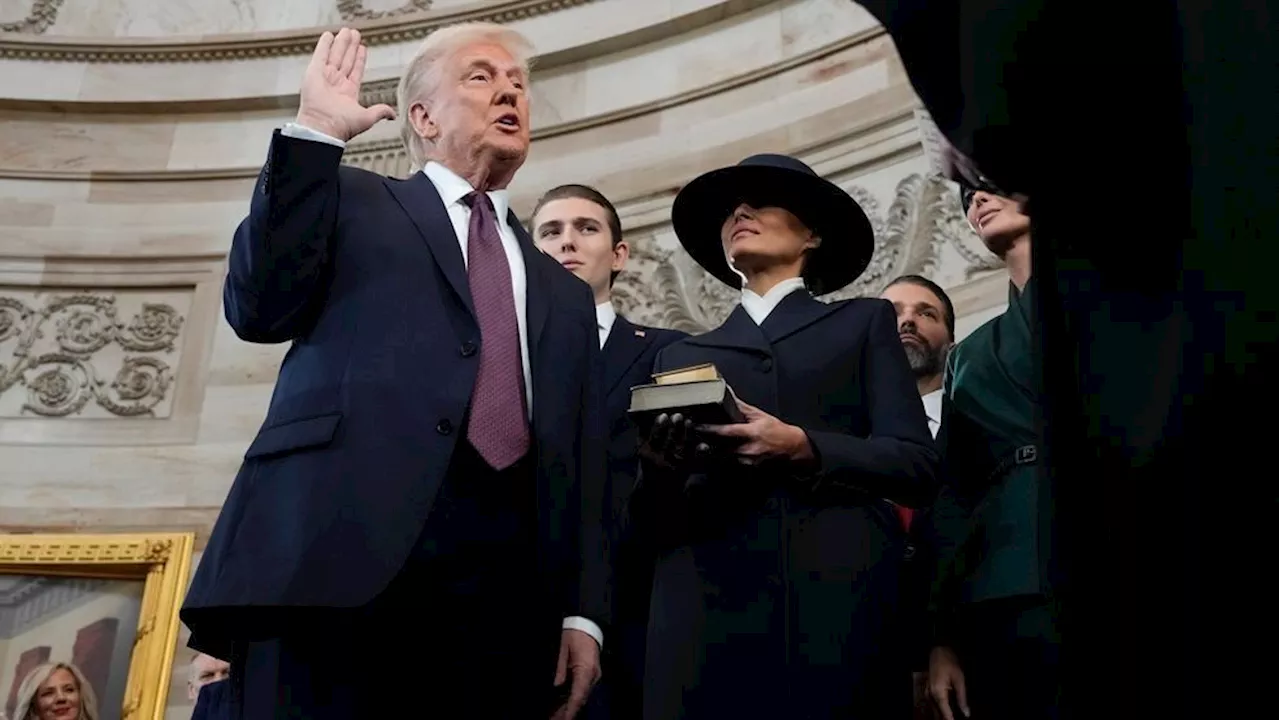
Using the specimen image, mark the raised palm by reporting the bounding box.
[295,27,396,142]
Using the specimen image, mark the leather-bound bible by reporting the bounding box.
[628,363,746,434]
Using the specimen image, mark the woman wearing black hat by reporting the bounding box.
[624,154,939,719]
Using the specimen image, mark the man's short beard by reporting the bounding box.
[903,341,945,379]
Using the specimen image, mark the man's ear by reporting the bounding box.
[409,100,437,142]
[611,240,630,272]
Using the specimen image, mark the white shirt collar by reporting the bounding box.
[595,301,617,348]
[422,162,511,222]
[740,277,808,325]
[921,387,943,432]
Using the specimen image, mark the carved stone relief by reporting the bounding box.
[614,173,995,333]
[0,0,65,34]
[337,0,432,22]
[0,291,187,419]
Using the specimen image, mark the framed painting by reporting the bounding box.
[0,533,194,720]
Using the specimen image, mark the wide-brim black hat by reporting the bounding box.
[671,153,875,295]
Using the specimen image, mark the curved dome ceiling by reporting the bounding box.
[3,0,458,39]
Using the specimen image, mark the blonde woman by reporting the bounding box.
[12,662,99,720]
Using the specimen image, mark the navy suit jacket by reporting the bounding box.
[593,315,685,718]
[191,680,233,720]
[182,132,608,660]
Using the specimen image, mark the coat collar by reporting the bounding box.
[685,291,842,355]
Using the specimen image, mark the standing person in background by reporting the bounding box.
[880,273,955,717]
[182,23,607,719]
[533,184,689,720]
[925,183,1051,720]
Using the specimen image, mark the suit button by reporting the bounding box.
[760,358,774,372]
[903,544,917,560]
[459,341,477,358]
[435,419,453,435]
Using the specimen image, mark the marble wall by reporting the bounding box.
[0,1,1009,716]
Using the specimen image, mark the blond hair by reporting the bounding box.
[13,662,100,720]
[397,22,535,172]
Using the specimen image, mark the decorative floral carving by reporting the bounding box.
[0,294,183,418]
[0,0,65,35]
[613,173,985,332]
[337,0,432,22]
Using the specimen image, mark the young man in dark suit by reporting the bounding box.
[630,154,938,719]
[182,23,606,719]
[532,184,687,719]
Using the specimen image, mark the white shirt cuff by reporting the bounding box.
[280,122,347,149]
[562,616,603,649]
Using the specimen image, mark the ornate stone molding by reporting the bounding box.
[338,0,433,22]
[0,294,184,418]
[0,0,595,62]
[0,0,65,35]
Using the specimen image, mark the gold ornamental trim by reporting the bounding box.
[0,0,596,62]
[0,532,195,720]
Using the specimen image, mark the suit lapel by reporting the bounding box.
[685,305,772,355]
[384,173,475,320]
[759,291,842,344]
[511,213,550,363]
[602,316,655,395]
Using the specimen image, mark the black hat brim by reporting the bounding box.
[671,164,875,294]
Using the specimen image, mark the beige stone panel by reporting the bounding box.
[0,199,56,227]
[44,199,245,230]
[195,381,273,446]
[0,111,177,172]
[0,226,230,258]
[0,506,222,548]
[87,176,256,204]
[165,112,289,170]
[76,55,286,103]
[205,318,288,388]
[48,0,340,37]
[0,59,87,101]
[781,0,881,51]
[0,441,240,502]
[0,178,90,202]
[0,0,35,26]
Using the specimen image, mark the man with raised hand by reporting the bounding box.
[182,24,607,719]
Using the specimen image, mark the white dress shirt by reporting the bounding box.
[596,301,617,349]
[921,388,942,439]
[740,276,808,325]
[279,122,602,649]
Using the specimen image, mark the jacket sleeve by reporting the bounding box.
[617,345,697,557]
[800,299,940,508]
[572,286,612,636]
[223,130,343,344]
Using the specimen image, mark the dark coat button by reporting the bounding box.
[903,544,917,560]
[760,358,774,372]
[460,341,477,357]
[435,419,453,435]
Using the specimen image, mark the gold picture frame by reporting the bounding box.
[0,532,194,720]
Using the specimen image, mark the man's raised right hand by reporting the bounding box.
[295,27,396,142]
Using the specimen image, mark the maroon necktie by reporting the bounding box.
[462,191,530,469]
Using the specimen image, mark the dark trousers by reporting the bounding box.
[954,595,1061,720]
[231,444,561,719]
